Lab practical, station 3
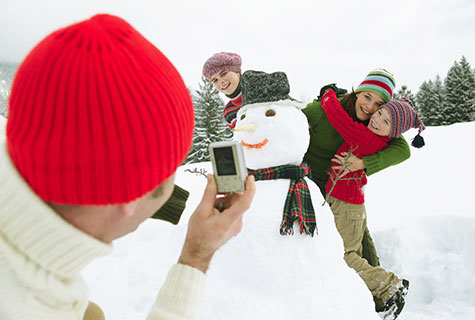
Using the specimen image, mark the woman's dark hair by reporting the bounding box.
[340,90,370,125]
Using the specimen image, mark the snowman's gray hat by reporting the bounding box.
[240,70,302,112]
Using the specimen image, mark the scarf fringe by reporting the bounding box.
[280,221,294,236]
[280,215,316,237]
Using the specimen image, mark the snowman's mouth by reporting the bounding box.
[241,138,269,149]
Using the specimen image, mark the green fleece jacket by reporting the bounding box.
[302,98,410,180]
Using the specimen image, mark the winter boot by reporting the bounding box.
[378,279,409,320]
[373,296,386,313]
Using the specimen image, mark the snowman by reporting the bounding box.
[198,71,379,319]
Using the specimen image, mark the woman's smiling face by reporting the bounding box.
[354,91,386,121]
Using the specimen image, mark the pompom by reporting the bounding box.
[411,133,425,148]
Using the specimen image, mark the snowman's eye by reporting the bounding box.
[240,114,246,120]
[265,109,276,117]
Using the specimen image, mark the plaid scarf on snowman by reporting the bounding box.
[249,162,317,236]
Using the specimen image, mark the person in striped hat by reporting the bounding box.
[303,68,411,312]
[202,52,243,128]
[355,68,396,104]
[305,68,401,193]
[382,99,426,146]
[320,89,425,319]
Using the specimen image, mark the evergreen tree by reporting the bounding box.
[185,77,232,164]
[415,80,433,124]
[393,85,417,107]
[443,56,475,124]
[431,76,446,125]
[415,76,445,126]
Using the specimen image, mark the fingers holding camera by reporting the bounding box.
[219,175,255,236]
[213,174,256,212]
[178,175,255,273]
[226,175,255,212]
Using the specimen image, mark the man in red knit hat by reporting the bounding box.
[0,14,255,320]
[202,52,243,128]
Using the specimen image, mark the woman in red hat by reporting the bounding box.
[202,52,243,128]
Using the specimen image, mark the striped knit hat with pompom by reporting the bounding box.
[355,69,396,102]
[382,98,426,148]
[7,14,194,205]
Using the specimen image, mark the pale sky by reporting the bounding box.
[1,0,474,100]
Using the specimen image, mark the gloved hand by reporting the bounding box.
[317,83,347,101]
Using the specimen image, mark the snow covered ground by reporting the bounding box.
[82,121,475,319]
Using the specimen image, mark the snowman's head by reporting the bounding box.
[233,101,309,170]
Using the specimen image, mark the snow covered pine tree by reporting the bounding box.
[185,76,232,164]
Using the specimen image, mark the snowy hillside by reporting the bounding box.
[82,121,475,320]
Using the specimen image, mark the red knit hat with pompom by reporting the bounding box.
[7,14,194,205]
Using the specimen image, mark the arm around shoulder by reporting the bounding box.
[363,135,410,176]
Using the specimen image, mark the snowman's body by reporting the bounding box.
[199,104,378,319]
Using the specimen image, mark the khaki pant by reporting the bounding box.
[311,173,380,267]
[83,301,105,320]
[327,196,401,303]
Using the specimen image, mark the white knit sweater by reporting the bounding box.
[0,116,206,319]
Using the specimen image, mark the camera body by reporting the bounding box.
[209,140,248,193]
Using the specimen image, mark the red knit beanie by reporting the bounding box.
[6,14,194,205]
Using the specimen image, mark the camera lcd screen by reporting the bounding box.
[213,147,237,176]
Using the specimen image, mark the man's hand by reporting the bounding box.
[331,152,366,178]
[178,174,256,273]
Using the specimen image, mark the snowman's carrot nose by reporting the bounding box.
[232,123,256,132]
